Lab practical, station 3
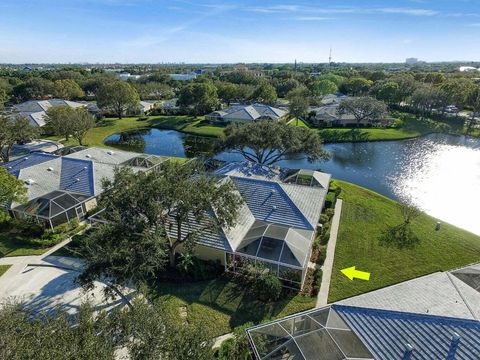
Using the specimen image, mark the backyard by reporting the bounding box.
[148,275,316,338]
[328,181,480,302]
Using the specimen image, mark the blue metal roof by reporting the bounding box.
[59,158,95,196]
[333,304,480,360]
[232,177,313,230]
[2,152,58,177]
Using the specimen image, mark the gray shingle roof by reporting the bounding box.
[12,99,86,127]
[338,266,480,320]
[208,103,287,122]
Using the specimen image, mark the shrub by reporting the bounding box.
[325,192,336,208]
[215,323,253,360]
[313,269,323,294]
[319,213,329,224]
[317,249,327,266]
[252,272,282,302]
[325,208,335,220]
[137,116,149,121]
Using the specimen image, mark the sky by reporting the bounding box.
[0,0,479,64]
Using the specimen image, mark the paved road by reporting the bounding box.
[316,199,343,307]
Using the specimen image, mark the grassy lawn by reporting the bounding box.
[47,115,226,149]
[0,233,51,258]
[328,181,480,303]
[149,275,316,338]
[0,265,11,277]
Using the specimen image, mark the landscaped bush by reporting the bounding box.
[137,116,149,121]
[319,213,330,225]
[215,322,253,360]
[252,272,282,302]
[320,222,331,245]
[325,192,336,208]
[325,208,335,220]
[317,249,327,266]
[313,268,323,294]
[13,220,85,249]
[300,268,315,296]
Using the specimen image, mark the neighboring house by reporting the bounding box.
[206,104,288,123]
[247,263,480,359]
[118,73,142,81]
[169,73,197,81]
[175,161,330,290]
[11,99,87,127]
[159,98,179,112]
[139,101,157,113]
[312,103,358,127]
[220,64,264,78]
[1,147,169,228]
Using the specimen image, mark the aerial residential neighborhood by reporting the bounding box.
[0,1,480,359]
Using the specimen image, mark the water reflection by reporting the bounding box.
[104,129,480,235]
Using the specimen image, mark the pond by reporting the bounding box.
[105,129,480,235]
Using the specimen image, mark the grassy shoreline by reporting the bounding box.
[47,115,430,149]
[328,180,480,303]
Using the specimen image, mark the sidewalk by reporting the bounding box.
[316,199,343,307]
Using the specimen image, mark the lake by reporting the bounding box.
[105,129,480,235]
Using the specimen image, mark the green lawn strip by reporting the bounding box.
[318,127,422,142]
[288,118,310,128]
[46,115,225,149]
[0,265,11,277]
[0,234,51,258]
[149,276,316,338]
[328,181,480,303]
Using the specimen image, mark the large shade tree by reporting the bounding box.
[96,81,140,118]
[338,96,388,127]
[98,162,243,268]
[222,120,330,165]
[45,106,95,144]
[0,115,39,162]
[178,82,219,115]
[52,79,85,100]
[286,86,310,125]
[0,166,27,207]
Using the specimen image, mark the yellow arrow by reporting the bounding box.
[341,266,371,281]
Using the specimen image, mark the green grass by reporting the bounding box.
[47,115,226,149]
[0,233,51,258]
[328,181,480,303]
[149,275,316,338]
[0,265,11,277]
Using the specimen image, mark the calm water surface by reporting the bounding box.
[105,129,480,235]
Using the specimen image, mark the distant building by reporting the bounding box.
[11,99,87,127]
[139,101,157,113]
[169,73,197,81]
[220,64,264,78]
[406,57,419,64]
[459,66,479,72]
[206,103,288,123]
[118,73,142,81]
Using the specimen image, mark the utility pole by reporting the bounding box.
[329,47,332,66]
[294,59,297,72]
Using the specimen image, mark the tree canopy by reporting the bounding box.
[45,106,95,144]
[97,162,243,268]
[223,120,330,165]
[338,96,388,127]
[178,82,219,115]
[96,81,140,118]
[286,86,310,124]
[52,79,85,100]
[0,115,39,162]
[0,166,27,207]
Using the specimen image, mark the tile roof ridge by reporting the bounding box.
[446,271,478,320]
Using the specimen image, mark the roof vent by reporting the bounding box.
[107,150,115,155]
[24,157,29,160]
[8,166,12,169]
[25,179,35,185]
[83,166,88,170]
[75,178,80,182]
[403,344,414,359]
[271,189,276,194]
[47,167,54,172]
[272,205,277,211]
[86,154,92,158]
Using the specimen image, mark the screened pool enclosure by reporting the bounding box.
[11,190,94,228]
[226,221,314,289]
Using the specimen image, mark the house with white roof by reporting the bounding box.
[206,104,288,124]
[1,147,169,228]
[175,161,331,289]
[11,99,87,127]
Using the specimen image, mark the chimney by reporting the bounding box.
[446,333,461,360]
[402,344,414,360]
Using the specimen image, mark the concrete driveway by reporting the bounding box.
[0,240,133,315]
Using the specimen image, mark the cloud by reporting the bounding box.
[245,5,440,17]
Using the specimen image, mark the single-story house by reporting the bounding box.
[11,99,87,127]
[312,103,358,127]
[206,104,288,124]
[248,263,480,359]
[1,147,169,228]
[170,161,330,290]
[139,101,157,113]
